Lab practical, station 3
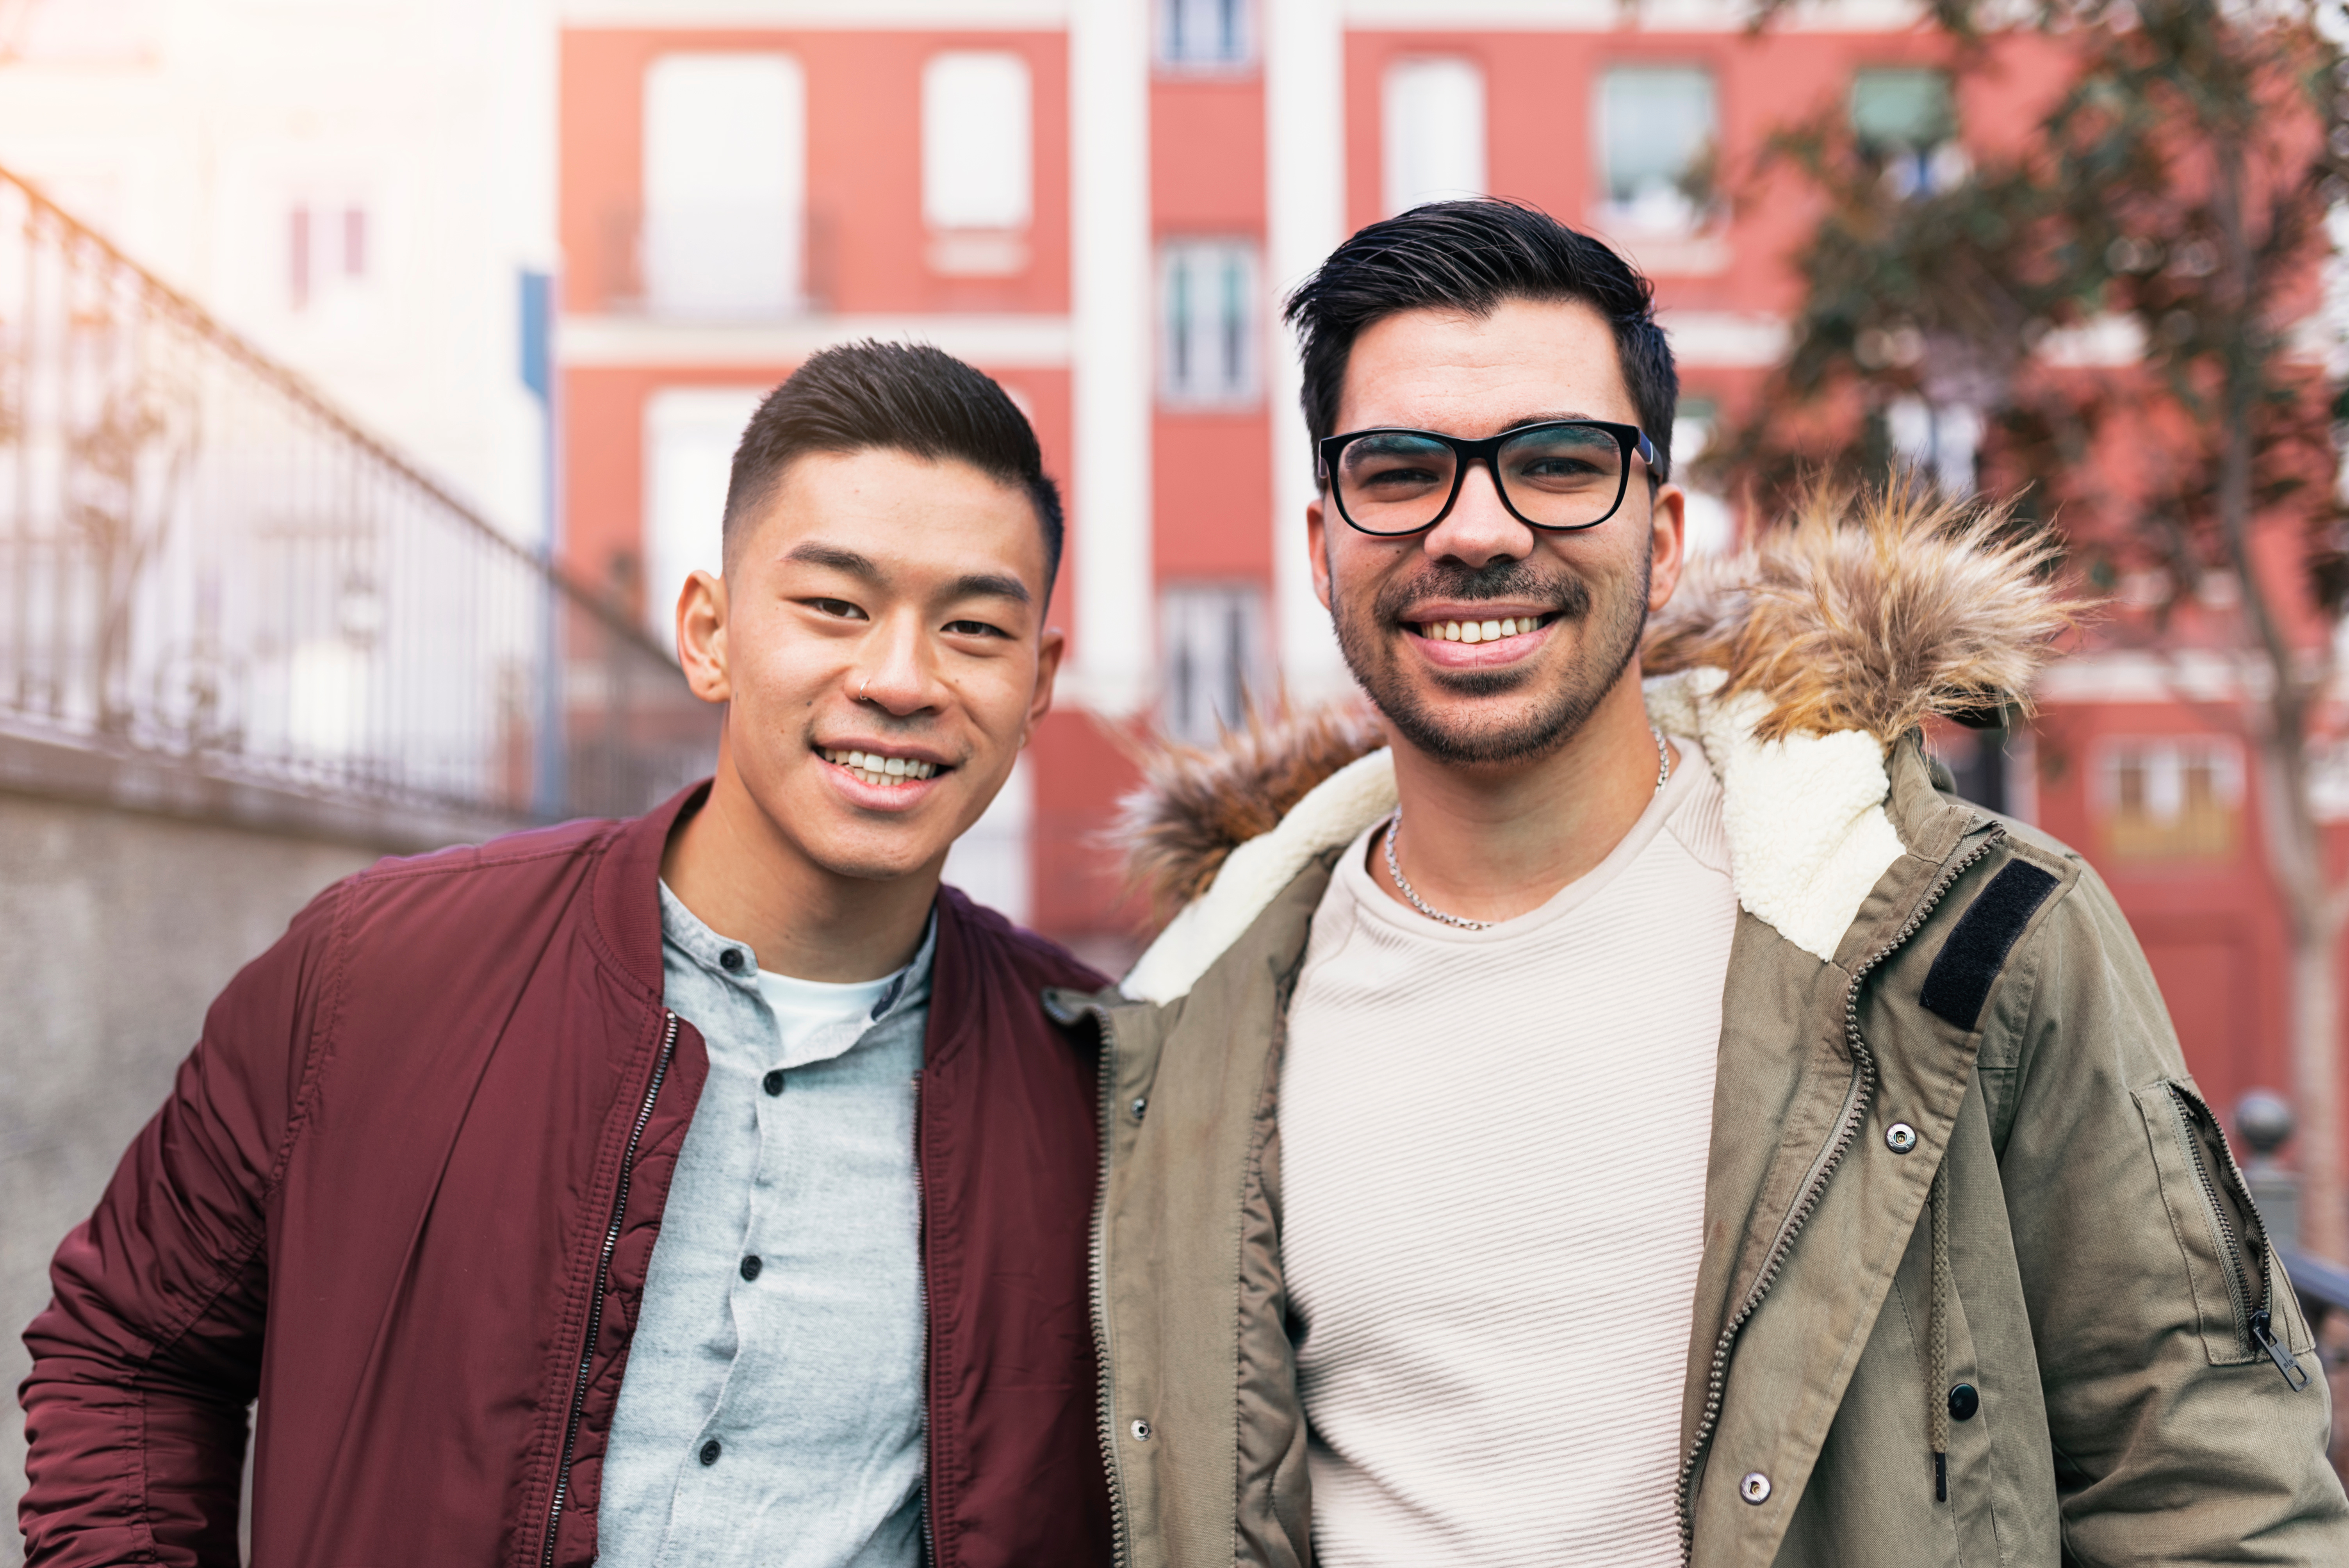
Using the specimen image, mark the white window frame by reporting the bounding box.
[642,52,807,320]
[643,386,766,642]
[1595,64,1720,238]
[1382,57,1486,217]
[1671,398,1738,559]
[285,189,374,317]
[922,50,1034,249]
[1156,0,1254,71]
[1158,239,1262,409]
[2096,736,2246,821]
[943,757,1033,923]
[1160,582,1266,745]
[1850,66,1963,199]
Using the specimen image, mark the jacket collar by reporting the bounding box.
[1120,677,1940,1005]
[590,780,989,1067]
[590,779,713,1004]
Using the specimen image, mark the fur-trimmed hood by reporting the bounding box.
[1115,486,2082,1005]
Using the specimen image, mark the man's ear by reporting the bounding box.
[676,570,731,704]
[1025,625,1067,743]
[1646,483,1688,612]
[1307,496,1334,612]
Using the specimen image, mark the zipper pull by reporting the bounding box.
[2251,1310,2311,1390]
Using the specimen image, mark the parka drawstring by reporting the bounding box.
[1929,1158,1952,1503]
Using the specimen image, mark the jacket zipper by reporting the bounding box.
[2169,1084,2308,1390]
[1674,828,2003,1563]
[540,1009,680,1568]
[914,1068,941,1568]
[1082,1005,1132,1568]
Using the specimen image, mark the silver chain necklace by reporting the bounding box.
[1382,726,1673,932]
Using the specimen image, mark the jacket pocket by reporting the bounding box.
[2134,1078,2313,1377]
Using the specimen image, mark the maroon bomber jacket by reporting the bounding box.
[18,783,1116,1567]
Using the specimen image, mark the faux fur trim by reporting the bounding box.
[1114,703,1386,928]
[1643,483,2075,742]
[1113,484,2083,1003]
[1120,747,1397,1005]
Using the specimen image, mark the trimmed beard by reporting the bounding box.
[1331,547,1652,767]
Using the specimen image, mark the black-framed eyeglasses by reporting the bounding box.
[1317,419,1658,537]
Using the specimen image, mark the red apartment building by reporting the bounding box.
[554,0,2321,1155]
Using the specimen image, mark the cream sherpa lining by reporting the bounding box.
[1121,669,1901,1004]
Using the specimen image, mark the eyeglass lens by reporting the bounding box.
[1334,424,1627,534]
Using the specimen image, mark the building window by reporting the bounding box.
[642,52,806,319]
[1597,66,1718,234]
[1158,0,1252,69]
[943,757,1033,923]
[1159,240,1260,407]
[1671,397,1737,558]
[1851,68,1961,198]
[1383,57,1486,217]
[2098,737,2243,862]
[1884,394,1982,496]
[1933,721,2010,814]
[288,198,370,313]
[923,50,1033,276]
[643,387,765,639]
[1161,583,1265,744]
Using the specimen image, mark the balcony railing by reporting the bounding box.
[0,163,716,840]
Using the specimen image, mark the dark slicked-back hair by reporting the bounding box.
[1283,199,1680,481]
[723,340,1064,593]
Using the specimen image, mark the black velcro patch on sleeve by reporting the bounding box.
[1919,860,2060,1032]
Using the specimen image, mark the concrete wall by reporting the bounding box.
[0,793,375,1563]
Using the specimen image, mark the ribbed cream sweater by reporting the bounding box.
[1280,744,1736,1566]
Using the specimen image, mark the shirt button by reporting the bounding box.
[740,1255,762,1281]
[1948,1382,1980,1421]
[1739,1471,1771,1504]
[763,1069,786,1096]
[719,948,745,973]
[699,1439,722,1466]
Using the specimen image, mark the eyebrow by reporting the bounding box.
[784,542,1033,607]
[946,571,1032,606]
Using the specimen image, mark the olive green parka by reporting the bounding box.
[1051,498,2349,1567]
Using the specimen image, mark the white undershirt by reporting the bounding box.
[1279,741,1738,1568]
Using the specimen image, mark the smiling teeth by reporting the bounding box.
[1419,615,1549,643]
[822,749,940,787]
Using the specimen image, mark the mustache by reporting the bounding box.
[1372,560,1593,623]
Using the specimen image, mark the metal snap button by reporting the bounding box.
[1948,1382,1980,1422]
[1885,1122,1919,1154]
[1130,1418,1153,1441]
[1131,1096,1148,1121]
[1739,1470,1771,1504]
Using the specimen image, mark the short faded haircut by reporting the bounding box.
[722,340,1065,593]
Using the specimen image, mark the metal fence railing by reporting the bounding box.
[0,164,716,833]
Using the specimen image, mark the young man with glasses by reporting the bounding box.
[1057,200,2347,1564]
[20,343,1114,1566]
